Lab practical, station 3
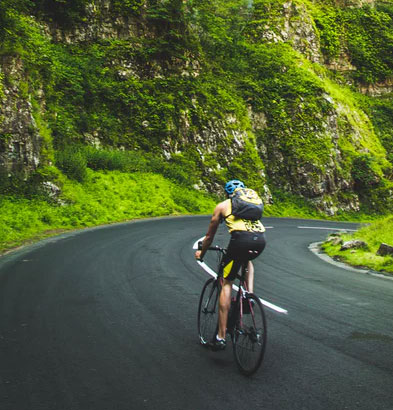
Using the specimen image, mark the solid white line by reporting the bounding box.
[231,283,288,314]
[193,237,288,315]
[197,260,217,279]
[298,226,356,232]
[192,236,206,250]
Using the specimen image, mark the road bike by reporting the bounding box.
[197,245,267,376]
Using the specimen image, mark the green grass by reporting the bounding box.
[263,190,322,219]
[0,170,216,253]
[2,166,392,279]
[321,215,393,274]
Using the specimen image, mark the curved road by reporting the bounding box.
[0,217,392,410]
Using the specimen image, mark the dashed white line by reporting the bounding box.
[298,226,357,232]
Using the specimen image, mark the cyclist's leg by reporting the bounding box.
[217,242,242,340]
[217,278,232,339]
[245,261,254,293]
[240,232,267,292]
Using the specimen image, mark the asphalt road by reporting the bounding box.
[0,216,392,410]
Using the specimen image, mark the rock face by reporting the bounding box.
[0,0,390,214]
[340,240,368,251]
[44,0,141,43]
[0,56,42,176]
[377,243,393,256]
[262,1,322,63]
[359,80,393,97]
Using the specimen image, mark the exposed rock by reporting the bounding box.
[260,1,322,63]
[340,240,368,251]
[376,243,393,257]
[41,181,62,203]
[327,235,344,246]
[325,52,357,73]
[0,0,388,217]
[45,0,140,43]
[248,107,267,132]
[358,80,393,96]
[0,56,42,176]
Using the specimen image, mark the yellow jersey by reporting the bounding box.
[223,199,265,233]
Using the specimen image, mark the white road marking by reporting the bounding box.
[196,260,217,279]
[193,237,288,315]
[298,226,357,232]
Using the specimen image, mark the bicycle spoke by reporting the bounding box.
[197,278,220,346]
[233,294,267,375]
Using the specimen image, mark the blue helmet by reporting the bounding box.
[224,179,245,195]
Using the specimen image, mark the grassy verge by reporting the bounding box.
[0,170,216,254]
[321,215,393,274]
[2,166,393,278]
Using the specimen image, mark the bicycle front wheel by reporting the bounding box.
[197,278,220,346]
[233,293,267,376]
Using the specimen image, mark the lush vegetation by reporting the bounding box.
[322,215,393,274]
[311,1,393,83]
[0,171,217,252]
[1,1,392,196]
[0,0,393,265]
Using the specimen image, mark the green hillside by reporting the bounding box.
[0,0,393,263]
[322,215,393,274]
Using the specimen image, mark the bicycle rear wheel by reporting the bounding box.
[233,293,267,375]
[197,278,220,346]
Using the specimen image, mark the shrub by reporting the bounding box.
[32,0,89,27]
[55,146,87,182]
[84,147,128,171]
[351,154,382,191]
[111,0,144,16]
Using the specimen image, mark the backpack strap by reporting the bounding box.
[223,198,232,220]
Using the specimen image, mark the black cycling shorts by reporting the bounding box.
[219,231,266,281]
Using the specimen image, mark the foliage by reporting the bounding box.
[227,138,266,191]
[32,0,90,27]
[0,71,4,100]
[189,0,253,62]
[351,154,382,191]
[360,94,393,167]
[264,188,322,219]
[0,170,216,253]
[55,146,88,182]
[310,2,393,84]
[0,169,28,196]
[0,0,393,250]
[84,147,142,172]
[345,5,393,84]
[322,215,393,274]
[53,145,202,186]
[350,152,393,214]
[0,0,32,39]
[111,0,145,16]
[311,3,343,60]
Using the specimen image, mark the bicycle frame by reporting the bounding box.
[205,246,253,336]
[197,243,267,375]
[227,267,254,334]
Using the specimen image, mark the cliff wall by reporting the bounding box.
[0,0,392,214]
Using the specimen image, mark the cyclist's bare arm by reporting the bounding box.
[195,201,227,260]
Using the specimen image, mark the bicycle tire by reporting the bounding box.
[233,293,267,376]
[197,278,220,346]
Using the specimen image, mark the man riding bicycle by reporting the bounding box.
[195,180,266,351]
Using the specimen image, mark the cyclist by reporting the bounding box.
[195,180,266,351]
